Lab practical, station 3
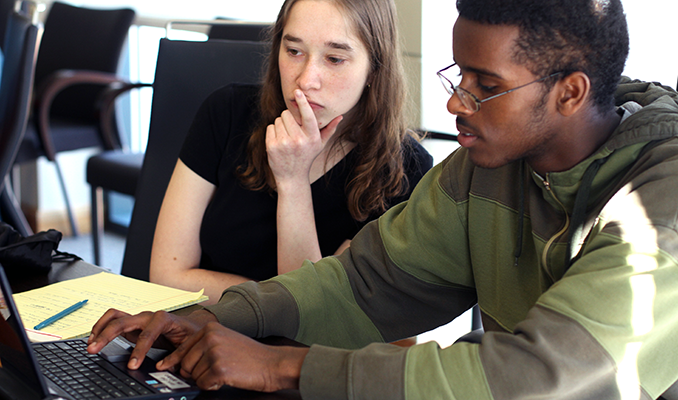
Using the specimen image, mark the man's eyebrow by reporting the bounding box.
[282,34,354,52]
[459,64,505,80]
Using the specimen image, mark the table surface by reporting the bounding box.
[9,260,302,400]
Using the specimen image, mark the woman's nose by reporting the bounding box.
[297,61,321,91]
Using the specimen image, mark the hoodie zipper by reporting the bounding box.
[539,172,569,282]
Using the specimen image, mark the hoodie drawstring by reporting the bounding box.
[564,158,607,271]
[514,161,525,266]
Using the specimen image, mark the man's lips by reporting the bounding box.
[456,119,479,147]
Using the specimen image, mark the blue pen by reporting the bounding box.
[34,299,88,330]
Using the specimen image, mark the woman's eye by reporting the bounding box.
[328,56,345,65]
[287,47,302,56]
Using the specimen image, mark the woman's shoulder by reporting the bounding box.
[195,83,262,140]
[203,83,261,109]
[402,134,434,171]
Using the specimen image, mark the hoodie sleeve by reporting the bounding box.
[205,159,484,398]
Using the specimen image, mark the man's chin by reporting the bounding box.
[468,151,510,170]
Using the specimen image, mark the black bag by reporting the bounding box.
[0,221,80,276]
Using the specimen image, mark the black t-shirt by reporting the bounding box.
[179,84,433,281]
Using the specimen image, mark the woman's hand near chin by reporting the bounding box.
[265,89,342,189]
[266,90,343,275]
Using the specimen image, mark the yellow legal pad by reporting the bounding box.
[13,272,208,341]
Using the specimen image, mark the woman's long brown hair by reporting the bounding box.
[237,0,418,221]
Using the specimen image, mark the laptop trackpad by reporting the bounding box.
[100,336,171,363]
[100,337,133,362]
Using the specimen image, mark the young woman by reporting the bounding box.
[149,0,433,304]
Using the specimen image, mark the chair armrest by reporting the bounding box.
[97,81,153,151]
[32,69,150,160]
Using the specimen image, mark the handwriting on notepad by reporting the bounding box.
[13,272,208,340]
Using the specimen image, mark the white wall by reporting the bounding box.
[622,0,678,87]
[420,0,678,138]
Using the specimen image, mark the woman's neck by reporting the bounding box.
[309,138,356,184]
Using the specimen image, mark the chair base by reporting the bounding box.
[87,151,144,266]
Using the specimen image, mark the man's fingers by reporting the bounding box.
[126,311,172,369]
[88,309,139,353]
[157,326,203,372]
[88,309,129,343]
[192,357,224,391]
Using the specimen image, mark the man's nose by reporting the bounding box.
[447,93,473,117]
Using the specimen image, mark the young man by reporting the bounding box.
[88,0,678,398]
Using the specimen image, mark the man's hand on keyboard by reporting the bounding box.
[156,321,309,392]
[87,308,218,370]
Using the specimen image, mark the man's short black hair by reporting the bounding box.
[456,0,629,112]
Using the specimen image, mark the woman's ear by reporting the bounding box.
[555,71,591,117]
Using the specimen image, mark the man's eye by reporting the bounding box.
[479,84,498,93]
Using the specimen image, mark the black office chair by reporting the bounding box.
[207,19,270,41]
[10,2,137,236]
[0,2,42,235]
[86,20,270,266]
[418,129,458,141]
[0,0,15,52]
[109,38,266,281]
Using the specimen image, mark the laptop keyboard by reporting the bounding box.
[33,340,152,399]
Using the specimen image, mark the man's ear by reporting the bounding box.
[555,72,591,117]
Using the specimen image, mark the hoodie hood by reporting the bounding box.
[521,77,678,269]
[607,77,678,151]
[534,77,678,214]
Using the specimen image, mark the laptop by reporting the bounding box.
[0,265,201,400]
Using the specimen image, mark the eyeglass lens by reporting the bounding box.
[439,64,479,112]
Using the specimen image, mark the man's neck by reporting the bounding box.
[530,108,622,176]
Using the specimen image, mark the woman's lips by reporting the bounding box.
[291,99,324,111]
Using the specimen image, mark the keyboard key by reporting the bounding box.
[34,340,153,400]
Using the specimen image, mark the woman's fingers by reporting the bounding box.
[319,115,343,145]
[293,89,319,131]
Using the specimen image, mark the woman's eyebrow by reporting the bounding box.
[282,33,302,43]
[282,34,354,52]
[327,41,353,51]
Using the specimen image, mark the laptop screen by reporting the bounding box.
[0,265,49,397]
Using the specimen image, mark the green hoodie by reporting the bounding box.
[207,78,678,400]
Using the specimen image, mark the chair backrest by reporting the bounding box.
[120,38,268,281]
[0,0,15,52]
[34,1,134,123]
[0,6,41,193]
[208,19,270,42]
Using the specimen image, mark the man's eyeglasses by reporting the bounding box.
[437,63,563,114]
